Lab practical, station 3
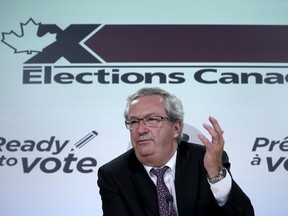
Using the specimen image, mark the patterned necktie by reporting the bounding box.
[151,166,177,216]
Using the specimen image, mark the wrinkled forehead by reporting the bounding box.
[128,95,167,117]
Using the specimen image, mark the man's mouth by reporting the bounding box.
[137,139,151,145]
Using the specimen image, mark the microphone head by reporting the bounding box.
[165,194,174,203]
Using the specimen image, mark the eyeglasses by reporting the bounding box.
[125,116,170,131]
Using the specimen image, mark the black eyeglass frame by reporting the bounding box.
[125,116,171,131]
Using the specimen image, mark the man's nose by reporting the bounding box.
[137,119,148,133]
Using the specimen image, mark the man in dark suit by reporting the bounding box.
[98,87,254,216]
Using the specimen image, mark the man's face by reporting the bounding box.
[127,95,181,167]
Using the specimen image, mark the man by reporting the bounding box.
[98,87,254,216]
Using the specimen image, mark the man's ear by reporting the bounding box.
[173,120,183,138]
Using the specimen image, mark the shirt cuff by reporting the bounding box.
[208,168,232,206]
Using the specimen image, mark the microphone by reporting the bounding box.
[165,194,174,216]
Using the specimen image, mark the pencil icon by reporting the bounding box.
[72,130,98,150]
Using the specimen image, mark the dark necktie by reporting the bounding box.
[150,166,177,216]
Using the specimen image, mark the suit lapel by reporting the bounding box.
[130,155,159,216]
[175,144,200,216]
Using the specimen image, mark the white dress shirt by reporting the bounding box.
[143,150,232,214]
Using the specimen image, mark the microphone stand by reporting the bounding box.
[165,194,174,216]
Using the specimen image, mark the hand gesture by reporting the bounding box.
[197,116,225,178]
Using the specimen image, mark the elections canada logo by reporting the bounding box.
[251,136,288,172]
[0,131,98,174]
[2,18,288,85]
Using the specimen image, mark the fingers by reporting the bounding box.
[207,116,224,144]
[197,116,225,147]
[197,116,225,177]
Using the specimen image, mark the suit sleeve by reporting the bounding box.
[97,166,131,216]
[218,180,255,216]
[220,152,255,216]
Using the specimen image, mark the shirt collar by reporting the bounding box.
[143,150,177,177]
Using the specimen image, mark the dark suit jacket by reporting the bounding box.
[97,141,254,216]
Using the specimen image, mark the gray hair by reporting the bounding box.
[124,87,184,143]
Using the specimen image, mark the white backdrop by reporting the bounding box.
[1,0,288,216]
